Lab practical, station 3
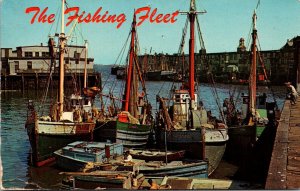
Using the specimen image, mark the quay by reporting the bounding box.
[266,98,300,189]
[1,72,101,91]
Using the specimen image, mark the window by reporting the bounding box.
[74,51,81,59]
[27,61,32,69]
[14,61,19,70]
[175,95,180,103]
[42,52,49,57]
[25,52,33,57]
[35,52,39,57]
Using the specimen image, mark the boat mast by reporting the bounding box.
[58,0,66,118]
[248,11,257,121]
[185,0,206,109]
[123,13,136,112]
[84,40,88,89]
[189,0,196,109]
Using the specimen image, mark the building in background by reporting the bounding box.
[138,36,300,85]
[1,44,100,90]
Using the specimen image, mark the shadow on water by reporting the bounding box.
[25,163,65,189]
[210,121,278,189]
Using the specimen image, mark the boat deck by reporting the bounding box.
[265,98,300,189]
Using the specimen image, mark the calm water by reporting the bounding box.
[1,65,286,189]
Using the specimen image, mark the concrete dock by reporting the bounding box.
[265,98,300,189]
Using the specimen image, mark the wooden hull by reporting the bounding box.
[139,160,208,178]
[160,71,177,81]
[116,121,151,147]
[62,171,133,189]
[94,120,117,142]
[73,175,131,189]
[129,149,185,162]
[54,141,124,172]
[224,124,268,163]
[25,120,95,167]
[95,120,151,148]
[146,70,177,81]
[146,71,161,81]
[156,176,259,189]
[156,128,228,175]
[111,66,125,75]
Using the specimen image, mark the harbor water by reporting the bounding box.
[1,65,286,189]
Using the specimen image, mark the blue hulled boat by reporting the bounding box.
[54,141,124,172]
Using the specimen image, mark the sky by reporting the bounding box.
[1,0,300,65]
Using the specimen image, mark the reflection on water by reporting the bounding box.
[1,66,287,189]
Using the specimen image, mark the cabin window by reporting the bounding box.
[175,95,180,102]
[27,61,32,69]
[25,52,33,57]
[243,97,249,104]
[14,61,19,70]
[35,52,39,57]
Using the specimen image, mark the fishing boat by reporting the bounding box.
[146,70,177,81]
[116,68,126,79]
[129,149,185,162]
[139,176,260,190]
[61,170,143,190]
[222,11,278,160]
[111,66,125,75]
[146,70,162,81]
[155,0,228,175]
[54,141,124,172]
[94,13,153,147]
[25,0,98,167]
[138,160,208,178]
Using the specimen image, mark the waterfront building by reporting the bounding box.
[138,36,300,85]
[1,44,99,90]
[1,44,94,76]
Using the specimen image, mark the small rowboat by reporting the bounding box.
[129,149,185,162]
[138,160,208,178]
[54,141,124,172]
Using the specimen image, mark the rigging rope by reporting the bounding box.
[256,36,279,109]
[193,10,226,124]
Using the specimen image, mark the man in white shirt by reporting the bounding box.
[285,82,298,104]
[124,151,133,162]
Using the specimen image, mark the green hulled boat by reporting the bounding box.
[94,13,152,147]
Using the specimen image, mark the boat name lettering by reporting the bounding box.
[25,6,179,29]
